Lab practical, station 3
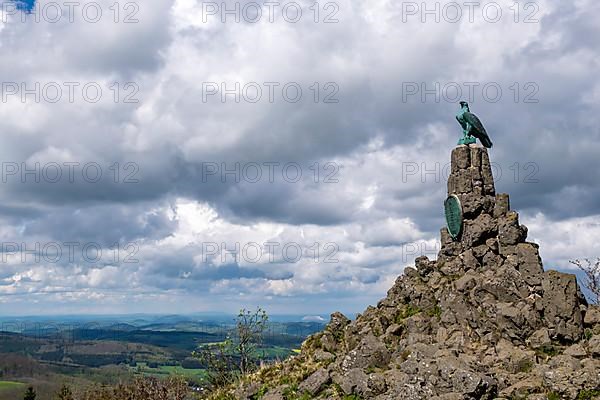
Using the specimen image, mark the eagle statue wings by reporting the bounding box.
[456,101,493,148]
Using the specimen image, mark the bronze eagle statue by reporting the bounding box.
[456,101,493,148]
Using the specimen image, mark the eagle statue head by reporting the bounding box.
[459,101,469,110]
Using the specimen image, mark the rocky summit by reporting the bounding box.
[228,146,600,400]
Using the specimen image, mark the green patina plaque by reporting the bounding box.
[444,195,463,240]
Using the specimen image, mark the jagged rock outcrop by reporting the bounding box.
[226,146,600,400]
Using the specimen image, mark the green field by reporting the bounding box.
[158,365,206,379]
[256,345,294,359]
[132,363,206,381]
[0,318,324,399]
[0,381,25,390]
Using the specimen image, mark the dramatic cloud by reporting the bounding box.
[0,0,598,315]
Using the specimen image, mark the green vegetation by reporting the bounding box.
[23,386,37,400]
[425,305,442,318]
[256,384,269,397]
[131,362,206,383]
[257,345,294,359]
[394,304,421,323]
[0,381,25,389]
[48,377,187,400]
[537,345,559,357]
[56,385,74,400]
[193,307,269,389]
[282,384,312,400]
[577,389,600,400]
[516,359,534,373]
[400,349,411,361]
[0,312,322,400]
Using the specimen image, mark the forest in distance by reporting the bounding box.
[0,311,325,399]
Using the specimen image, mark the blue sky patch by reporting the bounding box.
[8,0,36,12]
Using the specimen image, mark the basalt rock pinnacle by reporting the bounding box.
[227,146,600,400]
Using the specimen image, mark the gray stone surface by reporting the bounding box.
[584,305,600,326]
[298,368,330,395]
[541,271,584,341]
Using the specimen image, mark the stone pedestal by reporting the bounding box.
[436,145,584,341]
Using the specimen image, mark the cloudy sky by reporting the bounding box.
[0,0,599,316]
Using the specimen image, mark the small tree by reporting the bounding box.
[194,307,269,389]
[193,338,238,388]
[570,258,600,304]
[23,387,36,400]
[55,384,74,400]
[236,307,269,375]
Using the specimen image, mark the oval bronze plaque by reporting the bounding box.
[444,195,463,240]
